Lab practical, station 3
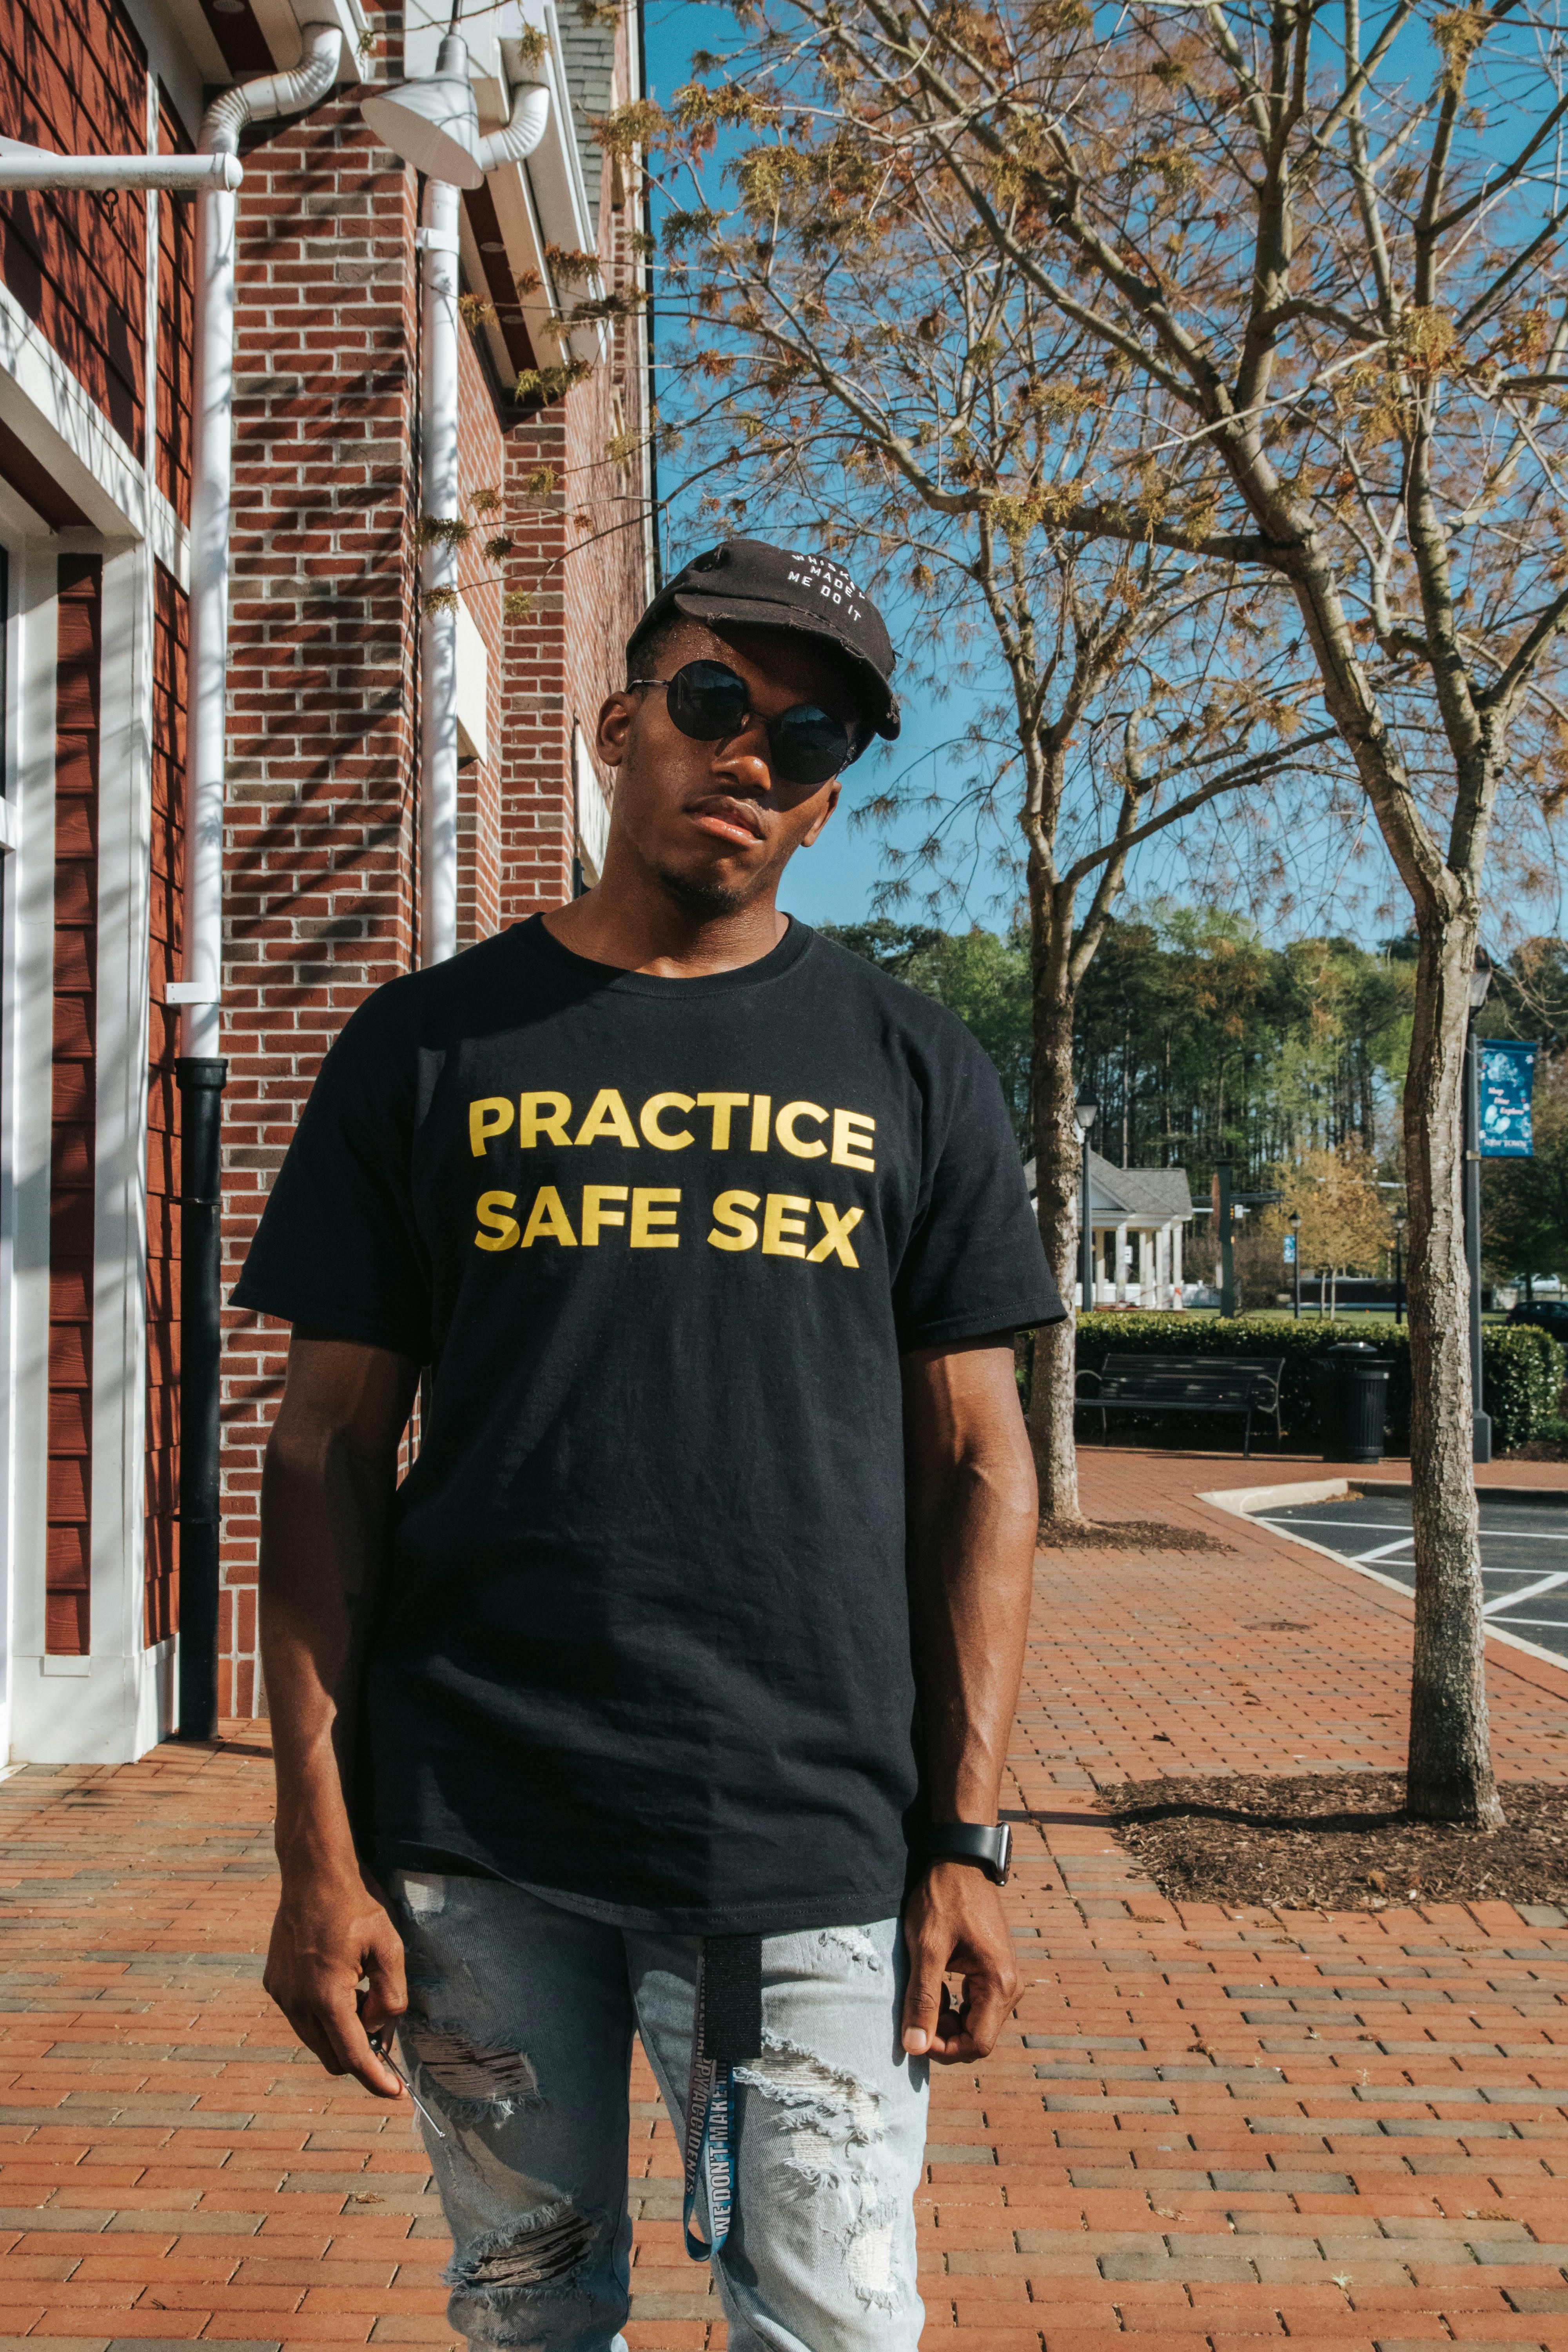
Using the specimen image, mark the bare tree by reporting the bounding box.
[624,0,1568,1823]
[644,93,1336,1521]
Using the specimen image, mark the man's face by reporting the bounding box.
[595,620,855,916]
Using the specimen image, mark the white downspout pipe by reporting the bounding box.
[475,80,552,177]
[417,172,462,971]
[169,19,342,1745]
[417,71,549,967]
[174,16,344,1054]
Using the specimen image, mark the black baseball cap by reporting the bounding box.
[627,538,900,741]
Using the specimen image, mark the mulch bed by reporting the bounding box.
[1038,1517,1234,1553]
[1100,1771,1568,1909]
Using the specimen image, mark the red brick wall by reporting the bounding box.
[0,0,149,451]
[500,405,574,916]
[217,95,421,1719]
[49,557,101,1657]
[146,564,186,1650]
[212,42,650,1714]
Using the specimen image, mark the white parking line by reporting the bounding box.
[1267,1513,1568,1543]
[1486,1615,1568,1629]
[1353,1535,1418,1563]
[1482,1568,1568,1616]
[1254,1516,1406,1543]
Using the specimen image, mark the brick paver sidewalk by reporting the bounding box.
[2,1443,1565,2352]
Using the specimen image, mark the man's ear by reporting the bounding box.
[597,690,639,769]
[798,778,842,849]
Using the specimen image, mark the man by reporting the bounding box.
[241,539,1060,2352]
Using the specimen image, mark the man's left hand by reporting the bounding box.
[900,1860,1019,2063]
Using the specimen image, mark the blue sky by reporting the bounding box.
[635,0,1559,949]
[641,0,950,926]
[636,0,1386,936]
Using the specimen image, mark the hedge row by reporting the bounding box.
[1067,1312,1566,1453]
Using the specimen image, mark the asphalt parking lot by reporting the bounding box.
[1258,1484,1568,1664]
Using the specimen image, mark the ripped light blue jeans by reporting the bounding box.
[387,1871,928,2352]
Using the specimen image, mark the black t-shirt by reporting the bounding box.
[234,916,1060,1934]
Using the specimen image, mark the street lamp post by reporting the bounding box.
[1289,1208,1302,1321]
[1074,1100,1098,1313]
[1465,955,1493,1462]
[1394,1206,1407,1327]
[1216,1160,1237,1318]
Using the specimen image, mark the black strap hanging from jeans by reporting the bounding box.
[682,1934,762,2261]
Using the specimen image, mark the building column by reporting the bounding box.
[1114,1221,1128,1305]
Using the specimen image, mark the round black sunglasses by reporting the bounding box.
[630,659,859,788]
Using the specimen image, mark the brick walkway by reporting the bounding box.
[2,1444,1566,2352]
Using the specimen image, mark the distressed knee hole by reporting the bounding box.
[448,2202,596,2293]
[736,2039,902,2309]
[737,2034,884,2180]
[736,2033,882,2142]
[844,2202,898,2305]
[398,1871,447,1918]
[412,2024,539,2106]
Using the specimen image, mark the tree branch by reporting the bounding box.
[1061,726,1342,887]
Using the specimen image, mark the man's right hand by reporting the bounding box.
[264,1871,408,2098]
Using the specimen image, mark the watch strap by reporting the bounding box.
[924,1821,1011,1885]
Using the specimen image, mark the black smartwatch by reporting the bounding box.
[924,1821,1011,1886]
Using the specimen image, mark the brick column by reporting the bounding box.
[218,99,420,1718]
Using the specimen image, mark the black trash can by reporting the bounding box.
[1315,1341,1392,1463]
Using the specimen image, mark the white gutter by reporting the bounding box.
[416,63,549,967]
[170,17,344,1054]
[0,138,243,192]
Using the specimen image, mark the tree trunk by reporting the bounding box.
[1403,911,1503,1829]
[1027,900,1084,1526]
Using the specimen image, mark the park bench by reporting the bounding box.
[1075,1352,1286,1457]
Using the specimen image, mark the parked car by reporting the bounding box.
[1507,1300,1568,1342]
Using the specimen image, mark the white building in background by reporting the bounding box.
[1026,1149,1198,1308]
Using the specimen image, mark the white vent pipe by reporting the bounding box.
[172,17,343,1054]
[0,137,242,191]
[415,57,549,967]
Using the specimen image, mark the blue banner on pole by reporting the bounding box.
[1479,1040,1537,1158]
[1282,1234,1296,1263]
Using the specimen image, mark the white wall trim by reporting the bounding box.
[0,279,149,537]
[122,0,220,135]
[92,541,154,1697]
[7,541,61,1756]
[573,722,611,883]
[151,495,190,593]
[455,598,488,763]
[0,538,21,1766]
[10,539,161,1763]
[134,1635,174,1757]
